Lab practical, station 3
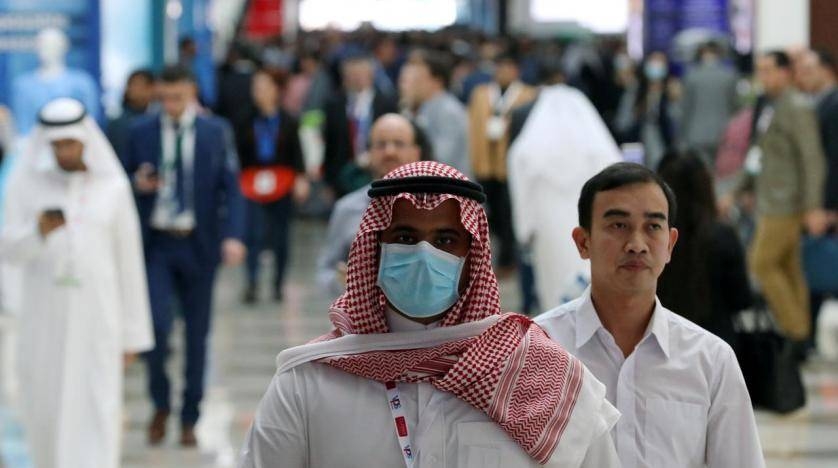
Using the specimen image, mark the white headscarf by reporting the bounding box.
[20,97,126,180]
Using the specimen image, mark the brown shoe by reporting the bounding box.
[147,410,169,446]
[180,423,197,447]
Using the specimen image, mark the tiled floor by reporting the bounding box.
[2,218,838,467]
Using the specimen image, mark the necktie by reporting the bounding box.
[173,123,186,213]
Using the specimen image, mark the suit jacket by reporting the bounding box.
[754,90,826,216]
[235,109,304,172]
[681,63,738,149]
[468,82,537,181]
[124,113,246,265]
[816,87,838,210]
[322,89,398,194]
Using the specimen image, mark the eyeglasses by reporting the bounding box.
[370,140,415,151]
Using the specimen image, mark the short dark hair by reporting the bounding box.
[159,64,196,84]
[409,49,452,87]
[127,68,155,84]
[813,47,837,74]
[577,162,677,230]
[764,50,792,70]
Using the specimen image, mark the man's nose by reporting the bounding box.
[625,229,649,254]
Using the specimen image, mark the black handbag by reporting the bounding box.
[733,305,806,414]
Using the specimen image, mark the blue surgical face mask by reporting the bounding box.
[377,241,466,319]
[644,61,667,81]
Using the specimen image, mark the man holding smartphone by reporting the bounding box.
[0,98,153,468]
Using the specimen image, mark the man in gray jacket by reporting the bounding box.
[681,42,738,168]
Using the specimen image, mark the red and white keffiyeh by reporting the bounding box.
[316,161,585,464]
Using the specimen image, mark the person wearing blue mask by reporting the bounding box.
[240,161,620,467]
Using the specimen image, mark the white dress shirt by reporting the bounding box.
[239,310,621,468]
[535,288,765,468]
[151,106,197,230]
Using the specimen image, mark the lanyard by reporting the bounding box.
[385,381,415,468]
[487,81,523,116]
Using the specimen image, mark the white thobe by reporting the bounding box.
[0,169,153,468]
[535,289,765,468]
[507,85,621,309]
[240,311,621,467]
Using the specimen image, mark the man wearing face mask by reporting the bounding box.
[241,161,620,467]
[0,98,153,468]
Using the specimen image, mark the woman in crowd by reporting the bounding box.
[235,67,309,303]
[656,150,753,346]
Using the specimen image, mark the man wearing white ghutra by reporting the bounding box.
[0,97,153,468]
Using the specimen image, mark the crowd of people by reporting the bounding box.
[0,24,836,468]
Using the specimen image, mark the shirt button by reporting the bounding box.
[429,455,440,464]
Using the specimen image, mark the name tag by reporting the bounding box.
[486,116,507,141]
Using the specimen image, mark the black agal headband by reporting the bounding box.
[368,176,486,203]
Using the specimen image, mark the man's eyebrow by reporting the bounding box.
[645,212,668,221]
[603,209,630,218]
[434,228,464,237]
[387,225,418,232]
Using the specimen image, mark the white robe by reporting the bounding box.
[507,85,622,309]
[240,314,621,467]
[0,122,153,468]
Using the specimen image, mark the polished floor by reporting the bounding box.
[1,218,838,467]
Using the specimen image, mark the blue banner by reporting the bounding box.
[644,0,730,57]
[0,0,101,131]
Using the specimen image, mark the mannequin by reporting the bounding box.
[11,28,100,135]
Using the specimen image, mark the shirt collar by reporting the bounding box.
[162,104,197,130]
[576,287,670,358]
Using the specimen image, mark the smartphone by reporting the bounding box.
[43,208,65,222]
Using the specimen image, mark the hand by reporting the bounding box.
[222,238,247,266]
[133,163,159,194]
[123,352,138,368]
[293,176,311,204]
[804,209,829,236]
[38,211,66,238]
[336,261,348,287]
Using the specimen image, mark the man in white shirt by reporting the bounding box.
[240,161,620,467]
[535,162,765,468]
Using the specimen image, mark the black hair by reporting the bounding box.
[765,50,792,70]
[656,150,717,327]
[159,64,196,84]
[577,162,677,230]
[127,69,155,84]
[409,49,453,87]
[121,69,156,108]
[813,47,837,74]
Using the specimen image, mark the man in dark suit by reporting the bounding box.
[798,48,838,352]
[322,54,397,196]
[124,65,246,447]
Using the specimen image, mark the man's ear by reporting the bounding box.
[665,227,679,263]
[571,227,591,260]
